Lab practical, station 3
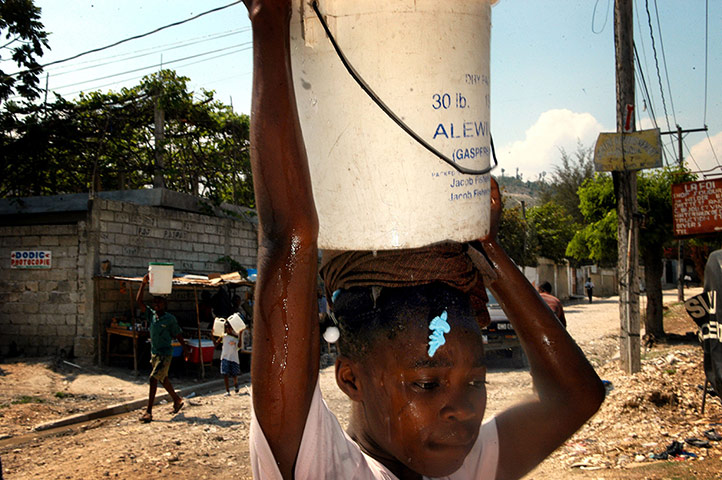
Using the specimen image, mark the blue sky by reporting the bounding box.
[22,0,722,181]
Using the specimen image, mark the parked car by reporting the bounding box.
[482,289,527,368]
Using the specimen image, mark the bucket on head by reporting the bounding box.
[212,317,226,337]
[291,0,494,250]
[148,262,174,295]
[227,313,246,335]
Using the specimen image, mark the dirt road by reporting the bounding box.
[2,288,721,479]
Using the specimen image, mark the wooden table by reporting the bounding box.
[106,326,148,374]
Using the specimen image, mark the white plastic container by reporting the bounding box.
[212,317,226,337]
[291,0,493,250]
[148,262,174,295]
[227,313,247,335]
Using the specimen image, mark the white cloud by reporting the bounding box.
[688,130,722,174]
[496,109,604,181]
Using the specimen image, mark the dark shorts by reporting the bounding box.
[221,359,240,377]
[150,354,173,382]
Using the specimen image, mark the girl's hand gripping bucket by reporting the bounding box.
[290,0,496,250]
[148,262,174,295]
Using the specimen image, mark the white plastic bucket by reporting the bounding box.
[291,0,493,250]
[227,313,247,335]
[148,262,174,295]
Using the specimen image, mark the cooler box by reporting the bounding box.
[186,339,214,363]
[171,341,182,358]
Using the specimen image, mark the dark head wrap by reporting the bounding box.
[320,242,492,327]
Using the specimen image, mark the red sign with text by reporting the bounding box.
[672,179,722,237]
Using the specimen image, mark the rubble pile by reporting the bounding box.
[548,344,722,471]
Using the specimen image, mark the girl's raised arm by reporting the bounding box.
[481,179,605,480]
[244,2,320,478]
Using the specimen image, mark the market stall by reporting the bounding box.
[96,271,255,377]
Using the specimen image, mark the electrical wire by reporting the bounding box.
[591,0,611,34]
[683,138,702,172]
[698,0,721,172]
[46,29,249,79]
[652,0,677,126]
[633,43,678,166]
[58,46,252,99]
[6,0,244,78]
[705,131,721,168]
[644,0,672,131]
[633,45,658,128]
[633,0,659,121]
[41,43,250,93]
[48,28,249,72]
[704,0,709,125]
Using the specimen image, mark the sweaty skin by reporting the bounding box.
[244,2,605,479]
[337,310,488,479]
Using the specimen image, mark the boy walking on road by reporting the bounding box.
[136,274,187,423]
[538,281,566,328]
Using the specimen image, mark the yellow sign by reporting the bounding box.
[593,128,662,171]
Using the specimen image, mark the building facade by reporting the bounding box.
[0,189,257,360]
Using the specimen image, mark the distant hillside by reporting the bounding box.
[497,175,546,209]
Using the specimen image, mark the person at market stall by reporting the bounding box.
[214,319,245,395]
[136,274,187,423]
[242,1,605,479]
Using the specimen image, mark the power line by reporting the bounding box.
[633,0,657,117]
[48,43,250,92]
[7,0,243,78]
[644,0,672,131]
[591,0,611,34]
[706,131,721,167]
[47,29,249,79]
[682,138,702,172]
[48,28,248,72]
[652,0,677,125]
[633,43,679,166]
[633,45,658,127]
[704,0,710,124]
[58,46,252,98]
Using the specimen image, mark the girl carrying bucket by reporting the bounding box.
[214,316,245,395]
[243,1,604,479]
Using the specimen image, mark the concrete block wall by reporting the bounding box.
[1,195,258,361]
[524,258,573,301]
[0,224,84,357]
[93,198,256,276]
[93,198,258,360]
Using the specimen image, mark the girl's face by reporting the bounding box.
[356,311,487,477]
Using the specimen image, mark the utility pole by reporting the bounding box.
[614,0,640,374]
[43,73,49,118]
[660,125,708,301]
[153,92,165,189]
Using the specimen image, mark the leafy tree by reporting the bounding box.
[636,166,695,337]
[540,142,595,224]
[527,202,578,264]
[567,166,695,337]
[0,0,49,103]
[566,173,617,266]
[1,69,253,207]
[498,195,539,267]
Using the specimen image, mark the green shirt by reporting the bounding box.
[147,308,182,356]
